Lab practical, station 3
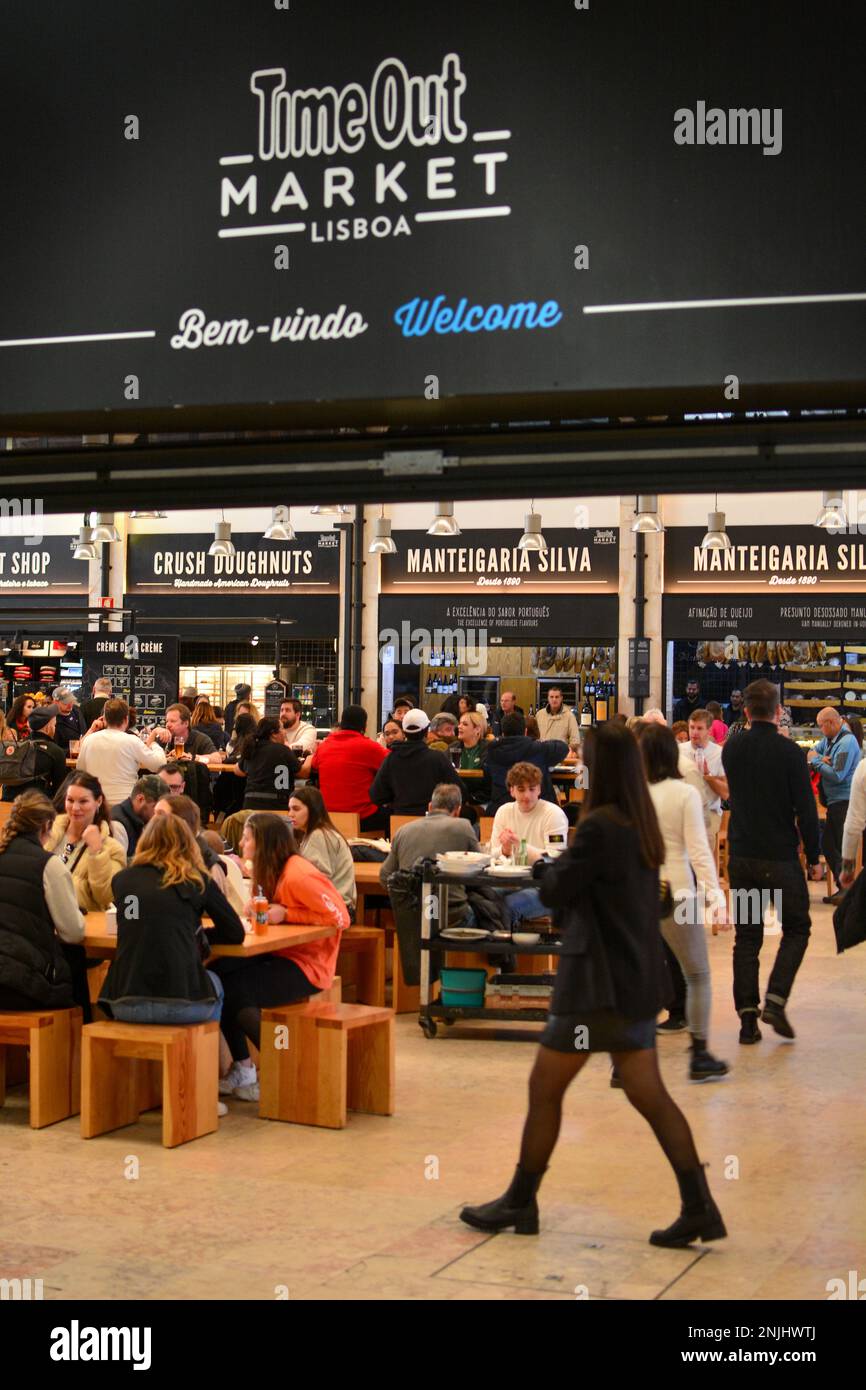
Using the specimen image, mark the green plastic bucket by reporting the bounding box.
[440,967,487,1008]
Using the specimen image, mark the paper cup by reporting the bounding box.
[104,906,118,936]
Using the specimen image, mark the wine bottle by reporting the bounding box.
[580,694,593,728]
[595,680,608,722]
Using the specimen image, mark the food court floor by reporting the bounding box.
[2,889,863,1302]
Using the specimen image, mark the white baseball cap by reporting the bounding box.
[402,709,431,733]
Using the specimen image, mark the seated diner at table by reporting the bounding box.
[215,812,349,1103]
[99,814,245,1028]
[0,791,87,1015]
[45,772,127,911]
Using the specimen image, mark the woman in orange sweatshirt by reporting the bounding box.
[216,812,349,1101]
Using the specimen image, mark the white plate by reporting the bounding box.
[437,862,488,878]
[488,863,533,876]
[438,851,490,863]
[440,927,492,941]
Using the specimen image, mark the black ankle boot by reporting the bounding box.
[689,1037,729,1082]
[761,1001,795,1039]
[650,1165,727,1247]
[460,1165,545,1235]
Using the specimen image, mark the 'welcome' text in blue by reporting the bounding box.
[393,295,563,337]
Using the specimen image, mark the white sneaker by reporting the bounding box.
[217,1100,228,1117]
[233,1080,260,1103]
[219,1061,256,1095]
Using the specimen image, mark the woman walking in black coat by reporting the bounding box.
[461,722,726,1248]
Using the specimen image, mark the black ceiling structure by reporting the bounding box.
[2,413,866,514]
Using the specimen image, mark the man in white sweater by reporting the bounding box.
[76,697,166,806]
[490,762,568,925]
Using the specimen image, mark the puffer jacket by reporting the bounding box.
[0,832,74,1007]
[44,815,127,911]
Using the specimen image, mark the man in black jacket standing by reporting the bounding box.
[13,704,67,797]
[369,709,461,816]
[722,679,822,1044]
[224,683,251,740]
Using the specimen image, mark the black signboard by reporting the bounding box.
[0,535,87,602]
[663,594,866,641]
[1,1,863,430]
[665,526,866,594]
[126,532,340,595]
[81,635,179,731]
[380,529,619,595]
[629,638,651,698]
[378,592,616,647]
[664,525,866,637]
[264,679,287,717]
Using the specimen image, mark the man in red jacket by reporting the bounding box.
[308,705,388,830]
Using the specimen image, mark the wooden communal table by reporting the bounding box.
[83,912,335,958]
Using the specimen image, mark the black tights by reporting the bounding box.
[518,1045,700,1176]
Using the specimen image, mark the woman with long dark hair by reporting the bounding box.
[190,697,227,750]
[237,716,299,811]
[287,785,356,914]
[216,812,349,1102]
[461,723,726,1249]
[0,791,85,1013]
[44,771,126,911]
[7,693,35,741]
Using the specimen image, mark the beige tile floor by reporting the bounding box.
[1,888,863,1301]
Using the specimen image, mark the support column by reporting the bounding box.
[618,497,664,715]
[360,507,381,732]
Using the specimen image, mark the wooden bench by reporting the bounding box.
[337,926,385,1006]
[259,1001,394,1129]
[81,1020,219,1147]
[0,1007,82,1128]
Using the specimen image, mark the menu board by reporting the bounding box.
[263,679,287,718]
[81,636,179,732]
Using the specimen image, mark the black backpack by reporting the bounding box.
[0,738,39,786]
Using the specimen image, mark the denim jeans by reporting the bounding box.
[728,857,811,1014]
[111,970,224,1024]
[502,887,546,925]
[660,910,711,1038]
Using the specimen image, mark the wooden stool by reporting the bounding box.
[260,1001,394,1129]
[81,1020,219,1148]
[0,1008,82,1128]
[337,928,385,1006]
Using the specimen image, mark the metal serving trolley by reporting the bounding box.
[418,861,561,1038]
